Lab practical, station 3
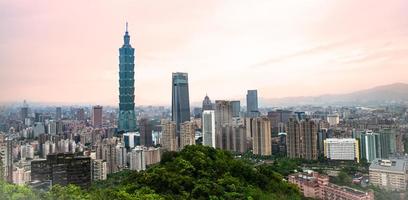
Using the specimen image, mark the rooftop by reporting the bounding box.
[369,159,406,173]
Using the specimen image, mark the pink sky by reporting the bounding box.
[1,0,408,106]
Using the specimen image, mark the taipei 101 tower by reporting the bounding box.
[118,22,136,132]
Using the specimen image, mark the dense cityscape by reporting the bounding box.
[2,0,408,199]
[0,25,408,200]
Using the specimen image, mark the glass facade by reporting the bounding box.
[171,72,190,136]
[118,25,137,132]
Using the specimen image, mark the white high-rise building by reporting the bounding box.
[116,143,127,169]
[324,138,359,162]
[20,144,34,160]
[92,159,107,181]
[202,110,215,148]
[33,122,45,137]
[327,114,340,126]
[42,142,50,158]
[129,146,146,171]
[123,132,139,149]
[47,120,57,135]
[58,139,70,153]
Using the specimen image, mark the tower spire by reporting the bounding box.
[126,21,128,33]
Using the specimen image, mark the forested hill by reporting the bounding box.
[0,145,302,200]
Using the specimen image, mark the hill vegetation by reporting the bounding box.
[0,145,302,200]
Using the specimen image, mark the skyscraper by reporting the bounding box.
[139,118,153,147]
[21,106,29,122]
[359,130,380,162]
[56,107,62,120]
[118,23,137,132]
[202,94,213,111]
[246,90,259,117]
[231,100,240,117]
[171,72,190,135]
[202,110,216,148]
[92,105,103,128]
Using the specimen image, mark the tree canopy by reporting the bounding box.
[0,145,302,200]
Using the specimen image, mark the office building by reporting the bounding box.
[251,117,272,156]
[161,121,177,151]
[118,23,137,132]
[31,153,91,188]
[172,72,191,136]
[92,159,107,181]
[369,159,407,191]
[231,100,240,117]
[324,138,359,162]
[202,110,216,148]
[246,90,259,117]
[123,132,140,149]
[21,106,29,122]
[56,107,62,120]
[92,105,103,128]
[139,118,153,147]
[358,130,380,162]
[202,94,213,111]
[180,121,195,150]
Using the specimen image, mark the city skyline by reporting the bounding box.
[1,0,408,106]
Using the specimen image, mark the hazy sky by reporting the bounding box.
[1,0,408,106]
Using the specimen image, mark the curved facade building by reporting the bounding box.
[118,23,136,132]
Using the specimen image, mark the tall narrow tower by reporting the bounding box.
[171,72,190,138]
[118,23,136,132]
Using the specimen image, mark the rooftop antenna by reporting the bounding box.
[126,21,128,33]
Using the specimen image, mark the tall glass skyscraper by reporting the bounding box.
[118,23,136,132]
[246,89,259,117]
[171,72,190,136]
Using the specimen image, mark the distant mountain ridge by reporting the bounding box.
[263,82,408,106]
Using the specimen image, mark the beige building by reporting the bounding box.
[144,147,161,166]
[161,121,177,151]
[251,117,271,156]
[215,100,233,149]
[287,118,318,160]
[220,124,247,153]
[369,159,407,191]
[180,121,196,150]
